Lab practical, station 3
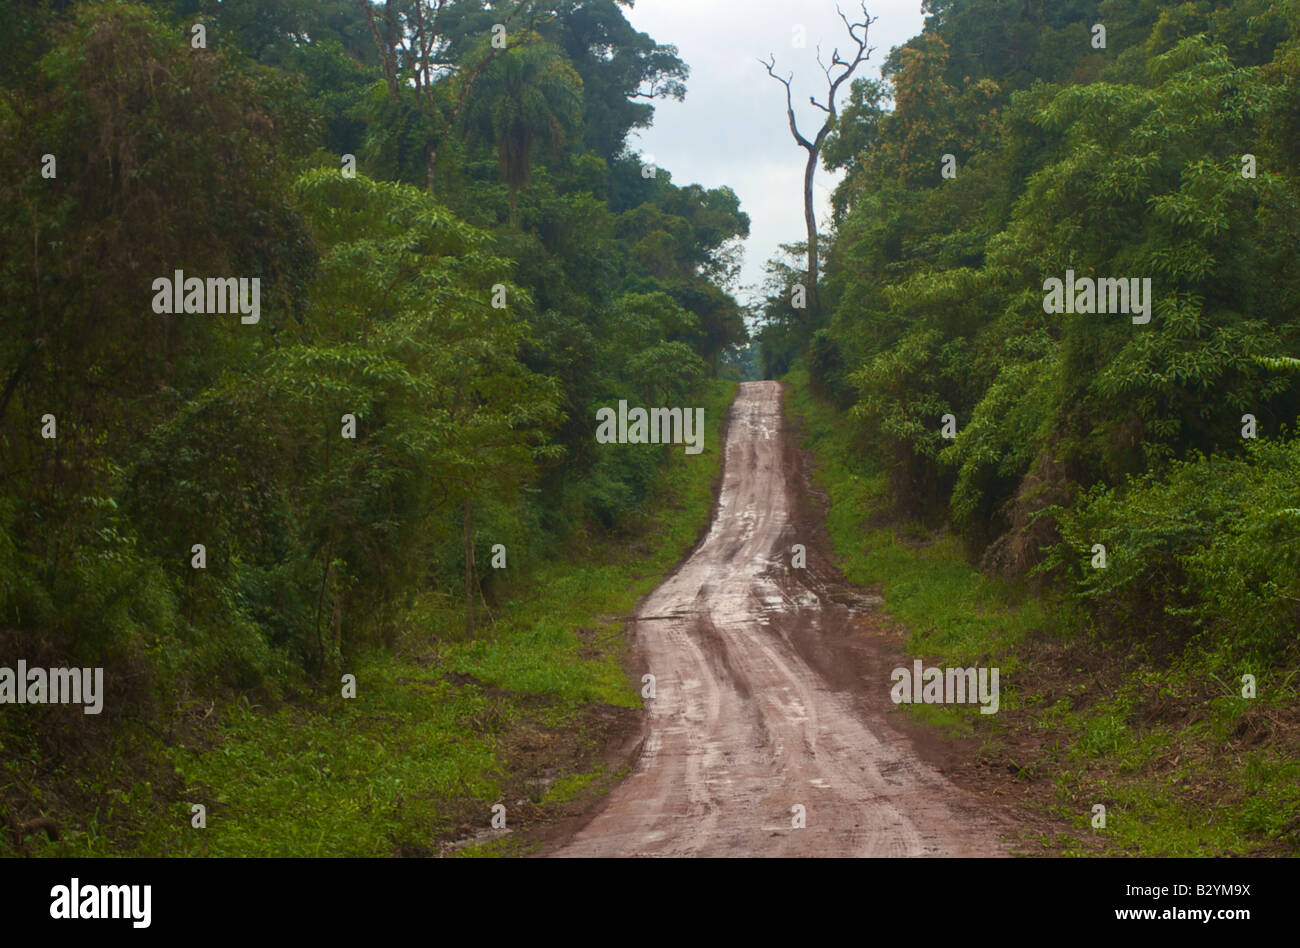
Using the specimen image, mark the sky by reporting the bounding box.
[622,0,927,307]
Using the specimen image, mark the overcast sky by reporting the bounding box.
[622,0,926,306]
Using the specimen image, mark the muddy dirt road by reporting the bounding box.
[550,380,1012,857]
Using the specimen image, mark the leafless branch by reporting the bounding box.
[760,2,876,304]
[761,54,813,150]
[809,3,877,118]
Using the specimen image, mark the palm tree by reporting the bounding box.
[468,35,584,226]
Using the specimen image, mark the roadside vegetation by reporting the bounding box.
[787,362,1300,856]
[0,0,746,856]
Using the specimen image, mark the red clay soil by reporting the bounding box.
[546,380,1023,856]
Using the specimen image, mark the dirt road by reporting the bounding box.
[550,381,1011,857]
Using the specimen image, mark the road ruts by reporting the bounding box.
[550,380,1009,857]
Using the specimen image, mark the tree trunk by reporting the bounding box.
[315,543,334,676]
[763,4,875,317]
[463,496,474,639]
[803,146,819,310]
[507,187,520,228]
[358,0,399,103]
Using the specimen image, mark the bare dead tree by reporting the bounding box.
[762,2,876,311]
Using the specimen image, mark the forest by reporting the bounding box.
[1,0,1297,859]
[762,0,1300,664]
[0,0,747,854]
[760,0,1300,854]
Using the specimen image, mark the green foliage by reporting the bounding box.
[1047,437,1300,658]
[0,0,746,852]
[788,359,1300,856]
[810,0,1300,656]
[465,34,585,223]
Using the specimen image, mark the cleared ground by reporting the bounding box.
[551,381,1014,857]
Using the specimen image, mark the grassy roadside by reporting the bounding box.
[783,363,1300,856]
[8,379,736,857]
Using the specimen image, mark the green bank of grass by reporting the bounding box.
[784,365,1043,696]
[783,363,1300,856]
[1042,672,1300,856]
[16,380,736,857]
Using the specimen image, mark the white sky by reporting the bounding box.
[622,0,926,306]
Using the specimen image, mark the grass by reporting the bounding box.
[12,379,736,857]
[784,366,1041,712]
[782,361,1300,856]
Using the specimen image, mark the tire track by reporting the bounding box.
[551,381,1009,857]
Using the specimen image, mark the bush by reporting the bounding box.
[1045,433,1300,659]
